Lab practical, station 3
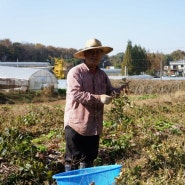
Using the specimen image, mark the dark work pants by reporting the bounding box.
[64,125,99,169]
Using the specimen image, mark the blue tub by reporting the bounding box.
[52,164,122,185]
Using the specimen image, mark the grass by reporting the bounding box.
[0,80,185,184]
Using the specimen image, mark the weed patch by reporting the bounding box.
[1,81,185,184]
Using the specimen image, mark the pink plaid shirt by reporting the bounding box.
[64,63,121,136]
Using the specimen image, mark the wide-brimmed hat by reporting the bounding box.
[74,38,113,59]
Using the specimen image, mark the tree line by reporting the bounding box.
[0,39,185,76]
[122,40,185,76]
[0,39,79,66]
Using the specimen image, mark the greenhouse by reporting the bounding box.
[0,66,58,91]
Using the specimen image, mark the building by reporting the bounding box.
[101,68,122,76]
[164,60,185,77]
[0,66,58,91]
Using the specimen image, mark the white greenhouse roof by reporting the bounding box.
[0,61,51,67]
[0,66,47,80]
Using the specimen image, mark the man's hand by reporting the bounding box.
[120,81,129,94]
[100,94,112,104]
[120,78,130,94]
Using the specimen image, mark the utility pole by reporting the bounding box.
[160,60,163,79]
[16,58,19,68]
[125,66,127,76]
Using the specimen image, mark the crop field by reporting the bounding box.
[0,79,185,185]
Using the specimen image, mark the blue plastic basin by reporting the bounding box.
[52,164,122,185]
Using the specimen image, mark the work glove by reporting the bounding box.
[100,94,112,104]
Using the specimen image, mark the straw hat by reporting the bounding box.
[74,38,113,59]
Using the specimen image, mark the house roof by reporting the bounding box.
[170,60,185,65]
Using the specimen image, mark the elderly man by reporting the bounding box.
[64,38,123,171]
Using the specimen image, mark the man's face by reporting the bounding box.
[84,49,104,69]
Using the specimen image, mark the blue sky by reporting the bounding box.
[0,0,185,56]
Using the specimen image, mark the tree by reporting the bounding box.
[0,39,13,61]
[171,50,185,61]
[12,42,25,61]
[147,52,164,76]
[109,52,124,68]
[131,45,151,75]
[121,41,151,75]
[121,40,132,75]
